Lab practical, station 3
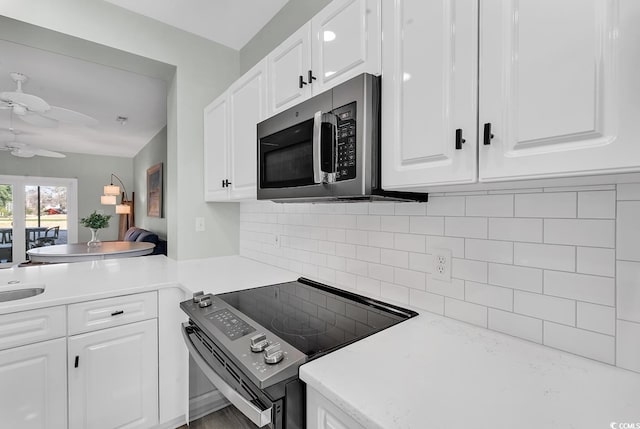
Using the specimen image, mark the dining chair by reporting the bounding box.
[35,226,59,247]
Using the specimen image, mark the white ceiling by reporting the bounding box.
[103,0,290,50]
[0,39,167,158]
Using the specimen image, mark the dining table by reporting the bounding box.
[27,241,155,263]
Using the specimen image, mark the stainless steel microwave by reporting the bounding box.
[257,73,427,203]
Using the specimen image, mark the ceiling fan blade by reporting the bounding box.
[44,106,98,127]
[0,91,50,112]
[16,113,58,128]
[10,148,36,158]
[30,147,66,158]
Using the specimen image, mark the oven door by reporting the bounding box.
[182,323,274,428]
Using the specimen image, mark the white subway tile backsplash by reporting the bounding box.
[240,182,640,372]
[410,216,445,235]
[395,202,427,216]
[617,183,640,200]
[465,281,513,311]
[452,258,487,282]
[488,218,542,243]
[514,243,575,272]
[394,268,426,290]
[445,217,487,239]
[515,192,577,218]
[380,282,409,305]
[465,239,513,264]
[445,298,488,327]
[466,194,514,217]
[578,191,616,219]
[394,233,426,253]
[410,289,444,315]
[426,236,465,258]
[488,309,543,343]
[616,261,640,323]
[617,201,640,261]
[427,277,465,300]
[426,196,465,216]
[544,322,615,364]
[576,302,615,335]
[409,252,432,273]
[617,320,640,373]
[380,249,409,268]
[514,291,575,326]
[544,219,615,248]
[488,263,542,293]
[356,246,380,263]
[577,247,615,277]
[380,216,409,233]
[544,271,615,306]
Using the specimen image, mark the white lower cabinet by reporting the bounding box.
[68,319,159,429]
[0,338,67,429]
[307,387,365,429]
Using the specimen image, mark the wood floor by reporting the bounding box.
[179,405,257,429]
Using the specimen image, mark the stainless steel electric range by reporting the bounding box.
[180,277,418,429]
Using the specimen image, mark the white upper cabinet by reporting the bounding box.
[267,24,312,115]
[203,93,229,201]
[204,59,267,202]
[311,0,381,93]
[382,0,478,190]
[266,0,381,117]
[479,0,640,181]
[229,60,267,200]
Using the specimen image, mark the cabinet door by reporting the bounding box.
[0,338,67,429]
[311,0,381,94]
[479,0,640,181]
[267,24,312,116]
[381,0,478,190]
[69,319,158,429]
[307,387,365,429]
[204,93,229,201]
[228,59,267,200]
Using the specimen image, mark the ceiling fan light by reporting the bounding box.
[101,195,116,205]
[115,204,131,215]
[104,185,120,196]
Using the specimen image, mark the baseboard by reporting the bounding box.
[153,415,186,429]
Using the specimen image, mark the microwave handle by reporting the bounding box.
[313,110,323,184]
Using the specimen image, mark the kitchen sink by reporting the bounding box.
[0,287,45,302]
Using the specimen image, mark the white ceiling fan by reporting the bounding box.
[0,72,99,128]
[0,126,65,158]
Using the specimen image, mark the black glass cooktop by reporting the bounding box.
[217,277,418,358]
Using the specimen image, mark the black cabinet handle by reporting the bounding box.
[223,179,232,187]
[455,129,466,150]
[483,123,494,145]
[111,310,124,316]
[74,356,79,368]
[308,70,317,83]
[299,75,307,88]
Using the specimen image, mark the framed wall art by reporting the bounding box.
[147,163,163,218]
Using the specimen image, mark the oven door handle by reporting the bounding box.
[181,323,272,427]
[313,110,323,184]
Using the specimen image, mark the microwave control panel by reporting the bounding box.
[336,104,356,181]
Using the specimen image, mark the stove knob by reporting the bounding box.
[198,297,212,308]
[250,333,270,352]
[193,291,205,303]
[264,344,284,365]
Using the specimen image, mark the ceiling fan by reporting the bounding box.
[0,72,98,128]
[0,127,65,158]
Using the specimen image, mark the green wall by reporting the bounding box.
[133,127,167,239]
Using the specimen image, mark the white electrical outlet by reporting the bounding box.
[431,248,451,282]
[195,217,205,232]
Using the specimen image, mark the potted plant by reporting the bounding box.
[80,211,111,247]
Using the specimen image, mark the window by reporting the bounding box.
[0,176,77,266]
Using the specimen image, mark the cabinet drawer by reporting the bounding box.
[68,291,157,335]
[0,306,66,351]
